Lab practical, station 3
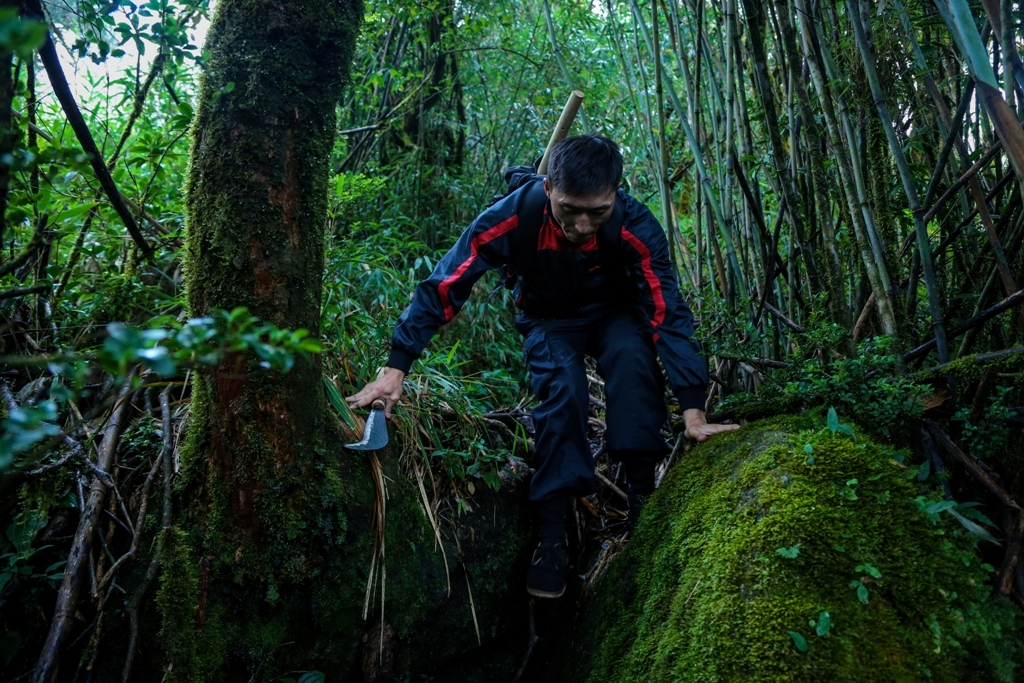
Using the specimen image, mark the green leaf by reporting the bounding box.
[0,628,22,666]
[814,611,833,637]
[323,377,358,431]
[916,459,931,481]
[788,630,808,652]
[776,545,800,559]
[925,500,957,515]
[856,584,869,604]
[855,563,882,579]
[804,443,813,455]
[297,672,326,683]
[827,407,839,434]
[51,202,98,223]
[949,509,1001,545]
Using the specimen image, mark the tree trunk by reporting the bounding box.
[171,0,364,677]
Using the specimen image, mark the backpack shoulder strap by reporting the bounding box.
[510,179,547,271]
[487,179,548,300]
[597,190,628,258]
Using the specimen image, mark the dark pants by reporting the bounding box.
[517,304,670,502]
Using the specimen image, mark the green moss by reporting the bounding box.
[922,349,1024,403]
[575,415,1021,683]
[156,527,203,682]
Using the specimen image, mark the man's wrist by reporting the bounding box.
[382,366,406,380]
[683,408,707,429]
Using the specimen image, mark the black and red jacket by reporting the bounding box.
[385,180,709,410]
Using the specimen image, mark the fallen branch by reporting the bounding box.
[32,375,136,683]
[905,288,1024,362]
[922,139,1003,225]
[25,436,84,477]
[0,283,51,301]
[922,419,1019,511]
[762,300,805,334]
[919,346,1024,376]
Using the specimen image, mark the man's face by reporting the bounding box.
[543,178,618,246]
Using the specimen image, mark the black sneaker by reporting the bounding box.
[526,541,568,598]
[627,490,652,531]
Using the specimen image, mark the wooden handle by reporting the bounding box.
[371,399,386,411]
[537,90,585,175]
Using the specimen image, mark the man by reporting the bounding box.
[347,135,738,599]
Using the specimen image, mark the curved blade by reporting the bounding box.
[345,407,388,450]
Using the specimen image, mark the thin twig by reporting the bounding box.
[463,567,482,646]
[122,387,175,683]
[32,374,136,683]
[596,471,628,502]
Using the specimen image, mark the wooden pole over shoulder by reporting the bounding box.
[538,90,585,174]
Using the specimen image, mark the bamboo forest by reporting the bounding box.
[2,0,1024,680]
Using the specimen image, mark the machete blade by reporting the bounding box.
[345,401,388,450]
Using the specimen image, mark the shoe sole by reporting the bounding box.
[527,585,566,599]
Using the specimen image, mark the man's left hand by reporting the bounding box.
[683,408,740,443]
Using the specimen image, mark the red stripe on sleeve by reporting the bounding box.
[621,226,666,331]
[438,215,518,321]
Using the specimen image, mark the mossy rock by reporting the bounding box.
[565,414,1021,682]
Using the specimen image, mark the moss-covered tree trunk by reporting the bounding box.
[170,1,365,678]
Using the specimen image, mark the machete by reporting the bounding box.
[345,399,388,450]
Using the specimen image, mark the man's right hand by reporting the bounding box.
[346,367,406,419]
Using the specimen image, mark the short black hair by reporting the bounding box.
[547,134,623,196]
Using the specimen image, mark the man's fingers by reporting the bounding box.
[345,378,404,416]
[685,423,740,442]
[346,383,381,408]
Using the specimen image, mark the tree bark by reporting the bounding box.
[174,0,363,677]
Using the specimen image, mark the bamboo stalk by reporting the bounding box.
[945,0,1024,191]
[848,0,950,362]
[794,0,900,338]
[628,0,747,299]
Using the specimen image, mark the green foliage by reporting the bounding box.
[0,511,63,596]
[1,309,321,474]
[720,328,930,437]
[952,386,1013,460]
[0,9,47,57]
[0,402,60,467]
